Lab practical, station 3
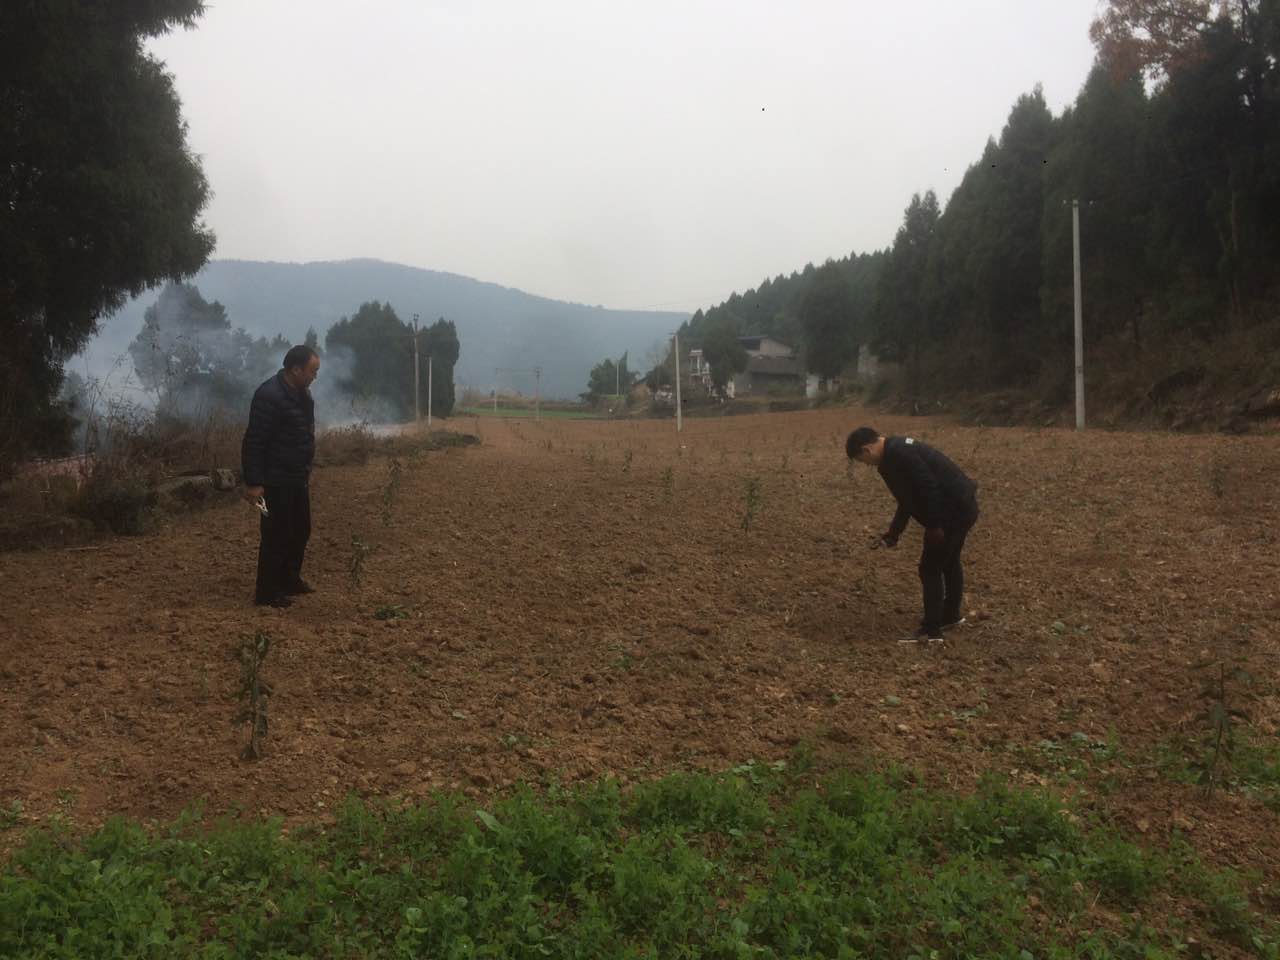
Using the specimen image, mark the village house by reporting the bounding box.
[688,335,813,399]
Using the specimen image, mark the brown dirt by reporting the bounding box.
[2,407,1277,886]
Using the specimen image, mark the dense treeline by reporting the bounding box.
[674,1,1280,403]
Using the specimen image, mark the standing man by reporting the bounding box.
[847,426,979,642]
[242,345,320,608]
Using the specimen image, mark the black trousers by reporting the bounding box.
[255,484,311,603]
[918,499,979,633]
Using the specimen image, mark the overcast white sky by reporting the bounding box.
[151,0,1101,312]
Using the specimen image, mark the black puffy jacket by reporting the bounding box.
[879,436,977,535]
[241,372,315,487]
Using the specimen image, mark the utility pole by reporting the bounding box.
[427,353,433,427]
[673,332,683,433]
[411,313,421,423]
[1072,200,1085,430]
[534,366,541,421]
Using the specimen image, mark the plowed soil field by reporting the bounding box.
[2,408,1278,885]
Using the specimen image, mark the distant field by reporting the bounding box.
[457,404,602,419]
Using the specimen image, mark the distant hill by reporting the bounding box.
[76,258,687,401]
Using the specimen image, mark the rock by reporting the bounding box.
[157,475,214,500]
[895,723,910,734]
[394,761,417,778]
[883,695,902,707]
[1147,365,1206,404]
[1242,386,1280,419]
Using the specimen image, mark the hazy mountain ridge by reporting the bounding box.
[81,258,688,401]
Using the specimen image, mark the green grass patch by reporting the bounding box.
[1,766,1276,958]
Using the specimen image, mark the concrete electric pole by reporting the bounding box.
[411,313,421,423]
[672,332,683,433]
[1072,200,1085,430]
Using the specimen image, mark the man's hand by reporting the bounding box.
[924,527,946,547]
[243,484,265,503]
[880,531,899,549]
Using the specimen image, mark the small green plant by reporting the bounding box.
[381,457,403,526]
[234,631,271,760]
[1193,660,1254,798]
[660,466,674,502]
[741,475,761,532]
[622,449,634,473]
[1207,454,1228,498]
[349,534,374,589]
[0,800,23,830]
[374,604,410,621]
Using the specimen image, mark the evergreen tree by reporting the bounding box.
[324,302,413,422]
[802,260,859,384]
[0,1,214,471]
[422,317,461,417]
[701,321,749,396]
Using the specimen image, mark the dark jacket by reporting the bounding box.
[878,436,977,536]
[241,372,315,487]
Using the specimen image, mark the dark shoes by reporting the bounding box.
[902,626,945,644]
[902,616,966,644]
[255,579,313,608]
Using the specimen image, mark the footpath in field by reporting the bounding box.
[1,409,1277,891]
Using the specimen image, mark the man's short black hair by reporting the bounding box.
[846,426,880,459]
[283,345,318,371]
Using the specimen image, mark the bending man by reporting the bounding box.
[847,426,979,642]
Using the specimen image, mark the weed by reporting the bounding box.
[622,449,634,473]
[1192,660,1254,798]
[660,466,674,502]
[233,631,271,760]
[0,800,23,830]
[349,534,374,589]
[1207,454,1228,498]
[374,604,410,621]
[380,457,403,526]
[741,475,761,532]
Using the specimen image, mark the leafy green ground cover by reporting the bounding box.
[2,763,1275,959]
